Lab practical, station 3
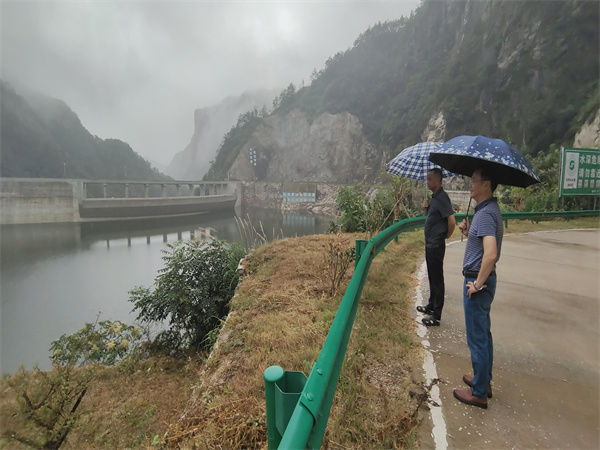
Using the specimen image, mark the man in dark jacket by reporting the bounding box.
[417,168,456,326]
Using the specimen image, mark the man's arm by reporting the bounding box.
[477,235,497,286]
[446,214,456,238]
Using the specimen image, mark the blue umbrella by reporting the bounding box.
[386,142,456,180]
[429,135,540,188]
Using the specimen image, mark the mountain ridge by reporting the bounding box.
[0,80,170,181]
[210,0,599,183]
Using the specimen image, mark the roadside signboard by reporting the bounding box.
[559,147,600,197]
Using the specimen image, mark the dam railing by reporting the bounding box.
[263,209,600,449]
[81,179,236,199]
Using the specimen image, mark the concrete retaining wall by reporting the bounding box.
[0,178,83,224]
[241,181,340,215]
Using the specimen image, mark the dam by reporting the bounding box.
[0,178,241,225]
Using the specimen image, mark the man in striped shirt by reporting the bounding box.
[454,168,503,409]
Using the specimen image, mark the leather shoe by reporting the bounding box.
[416,305,434,315]
[453,388,487,409]
[462,374,493,398]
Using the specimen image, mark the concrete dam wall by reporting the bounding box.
[0,178,240,225]
[0,178,84,224]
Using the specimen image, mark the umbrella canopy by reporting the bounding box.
[429,135,540,188]
[386,142,456,180]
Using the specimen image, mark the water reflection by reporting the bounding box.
[0,208,332,374]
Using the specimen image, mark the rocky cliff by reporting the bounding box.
[165,89,279,180]
[228,109,379,183]
[573,110,600,149]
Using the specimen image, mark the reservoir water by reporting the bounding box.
[0,208,333,375]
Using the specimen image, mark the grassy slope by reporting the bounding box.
[1,217,598,449]
[160,230,427,449]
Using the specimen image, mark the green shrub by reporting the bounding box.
[333,181,420,235]
[336,185,368,233]
[50,318,144,367]
[128,239,247,353]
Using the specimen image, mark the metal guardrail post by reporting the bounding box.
[264,366,308,449]
[264,366,285,449]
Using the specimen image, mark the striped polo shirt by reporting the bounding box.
[463,197,503,272]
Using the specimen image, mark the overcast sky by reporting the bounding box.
[2,1,419,167]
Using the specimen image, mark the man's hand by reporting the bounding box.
[458,218,470,237]
[465,280,486,298]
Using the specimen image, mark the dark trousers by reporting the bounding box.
[425,244,446,320]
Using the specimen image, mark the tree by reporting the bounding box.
[1,364,93,449]
[128,239,246,352]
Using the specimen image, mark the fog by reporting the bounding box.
[2,1,419,167]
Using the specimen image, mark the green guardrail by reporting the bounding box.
[264,210,599,449]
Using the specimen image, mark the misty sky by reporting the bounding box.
[2,1,419,167]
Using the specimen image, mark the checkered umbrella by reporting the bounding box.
[386,142,456,180]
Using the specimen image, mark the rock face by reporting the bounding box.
[229,109,379,184]
[165,89,279,180]
[573,110,600,149]
[421,111,446,143]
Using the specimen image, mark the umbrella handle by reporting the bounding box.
[461,197,472,242]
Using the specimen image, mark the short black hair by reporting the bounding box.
[429,168,443,181]
[476,168,498,192]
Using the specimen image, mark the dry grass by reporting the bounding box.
[161,231,426,449]
[0,356,206,450]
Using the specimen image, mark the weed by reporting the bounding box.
[325,230,356,296]
[0,364,94,449]
[235,214,282,251]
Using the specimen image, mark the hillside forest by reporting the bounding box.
[0,80,169,181]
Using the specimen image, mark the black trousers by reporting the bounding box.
[425,244,446,320]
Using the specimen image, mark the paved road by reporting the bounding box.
[416,229,600,449]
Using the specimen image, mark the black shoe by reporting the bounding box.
[416,305,434,315]
[421,315,440,326]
